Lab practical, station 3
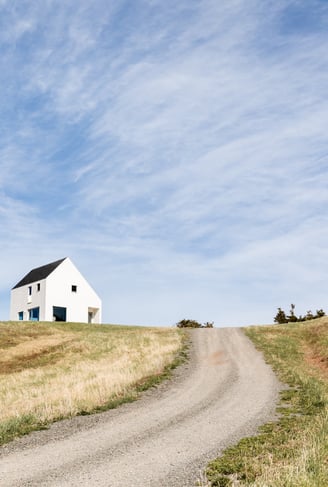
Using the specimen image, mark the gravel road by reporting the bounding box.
[0,328,281,487]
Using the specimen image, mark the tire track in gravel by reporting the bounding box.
[0,328,281,487]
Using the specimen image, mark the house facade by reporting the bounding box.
[10,257,102,324]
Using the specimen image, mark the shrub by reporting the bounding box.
[176,319,202,328]
[176,319,214,328]
[274,305,325,324]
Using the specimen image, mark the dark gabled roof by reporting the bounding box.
[12,258,67,289]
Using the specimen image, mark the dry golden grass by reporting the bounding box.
[0,321,185,443]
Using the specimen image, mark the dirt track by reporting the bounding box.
[0,328,281,486]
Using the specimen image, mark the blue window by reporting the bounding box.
[28,286,32,296]
[18,311,24,320]
[29,307,39,321]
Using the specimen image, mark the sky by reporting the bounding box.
[1,0,328,327]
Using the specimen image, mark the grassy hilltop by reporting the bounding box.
[2,317,327,485]
[206,317,328,487]
[0,321,185,445]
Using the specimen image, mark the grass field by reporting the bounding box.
[205,317,328,487]
[0,321,186,446]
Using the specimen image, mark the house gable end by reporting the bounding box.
[46,258,101,302]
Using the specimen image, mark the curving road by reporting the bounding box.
[0,328,281,486]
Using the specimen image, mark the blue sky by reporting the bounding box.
[1,0,328,326]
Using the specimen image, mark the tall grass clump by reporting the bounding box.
[0,321,186,445]
[205,317,328,487]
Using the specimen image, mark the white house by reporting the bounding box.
[10,257,102,324]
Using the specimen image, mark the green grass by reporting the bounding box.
[205,317,328,487]
[0,321,188,446]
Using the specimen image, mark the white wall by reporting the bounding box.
[44,258,102,323]
[10,279,47,321]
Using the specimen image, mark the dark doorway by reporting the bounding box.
[53,306,67,322]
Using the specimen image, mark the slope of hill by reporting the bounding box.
[0,321,185,445]
[0,328,280,487]
[206,317,328,486]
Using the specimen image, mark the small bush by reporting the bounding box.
[176,319,214,328]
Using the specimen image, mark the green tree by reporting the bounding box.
[274,308,287,324]
[305,310,314,321]
[274,305,325,324]
[315,309,325,318]
[287,303,298,322]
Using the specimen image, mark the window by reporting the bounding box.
[71,285,77,293]
[37,283,40,292]
[28,286,32,296]
[18,311,24,321]
[29,307,39,321]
